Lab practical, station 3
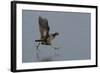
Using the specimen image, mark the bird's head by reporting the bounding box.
[52,32,59,37]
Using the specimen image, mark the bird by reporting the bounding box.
[35,16,59,45]
[34,16,60,61]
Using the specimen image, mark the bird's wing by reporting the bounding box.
[38,16,50,39]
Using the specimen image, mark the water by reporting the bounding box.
[35,44,60,62]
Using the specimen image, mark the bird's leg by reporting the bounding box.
[35,43,41,61]
[36,43,40,50]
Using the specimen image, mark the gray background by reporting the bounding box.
[22,10,91,63]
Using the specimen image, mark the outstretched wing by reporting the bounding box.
[38,16,50,39]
